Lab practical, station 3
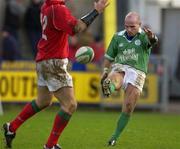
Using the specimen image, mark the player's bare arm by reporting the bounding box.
[73,0,109,33]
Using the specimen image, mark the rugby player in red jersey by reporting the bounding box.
[2,0,109,148]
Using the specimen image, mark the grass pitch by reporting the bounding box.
[0,105,180,149]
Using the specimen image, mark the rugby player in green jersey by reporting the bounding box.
[101,12,158,146]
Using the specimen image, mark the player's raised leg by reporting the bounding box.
[44,87,77,149]
[102,71,124,97]
[108,84,140,146]
[3,86,52,148]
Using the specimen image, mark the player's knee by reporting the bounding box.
[36,99,51,109]
[62,99,77,114]
[69,100,77,113]
[134,89,140,98]
[125,101,133,113]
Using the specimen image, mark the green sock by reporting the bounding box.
[111,112,130,140]
[31,100,41,112]
[58,110,71,121]
[109,82,116,93]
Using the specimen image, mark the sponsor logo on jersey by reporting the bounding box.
[119,43,124,47]
[118,48,138,62]
[135,40,141,46]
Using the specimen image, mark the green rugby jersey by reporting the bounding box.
[105,29,155,73]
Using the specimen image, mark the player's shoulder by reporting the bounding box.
[52,3,68,11]
[138,28,147,36]
[52,4,71,17]
[111,30,125,40]
[116,30,126,36]
[138,28,150,44]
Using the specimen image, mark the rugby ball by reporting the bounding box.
[75,46,94,64]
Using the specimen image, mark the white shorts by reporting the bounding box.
[36,58,73,92]
[111,64,146,92]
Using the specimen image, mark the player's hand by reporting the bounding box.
[143,27,155,40]
[100,71,108,96]
[100,71,108,85]
[94,0,110,13]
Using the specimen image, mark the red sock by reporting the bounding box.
[46,111,71,148]
[10,100,41,132]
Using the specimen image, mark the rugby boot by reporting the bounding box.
[43,144,62,149]
[102,79,111,97]
[108,138,116,146]
[2,123,16,148]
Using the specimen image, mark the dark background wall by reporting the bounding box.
[117,0,129,31]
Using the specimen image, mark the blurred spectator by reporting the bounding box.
[71,32,105,71]
[69,36,79,62]
[90,36,105,66]
[71,61,87,71]
[0,44,3,62]
[3,0,24,41]
[69,36,87,71]
[79,31,94,46]
[2,0,24,61]
[0,30,21,60]
[24,0,42,57]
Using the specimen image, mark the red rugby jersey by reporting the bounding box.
[36,0,77,61]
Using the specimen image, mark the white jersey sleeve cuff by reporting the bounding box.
[105,54,114,61]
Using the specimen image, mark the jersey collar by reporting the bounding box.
[122,28,142,42]
[138,28,143,34]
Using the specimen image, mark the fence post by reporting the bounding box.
[0,97,3,115]
[161,56,169,112]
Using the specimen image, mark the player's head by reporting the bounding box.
[125,12,141,36]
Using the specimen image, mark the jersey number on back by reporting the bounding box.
[40,13,48,40]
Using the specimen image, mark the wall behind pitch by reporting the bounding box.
[0,71,159,106]
[0,0,5,30]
